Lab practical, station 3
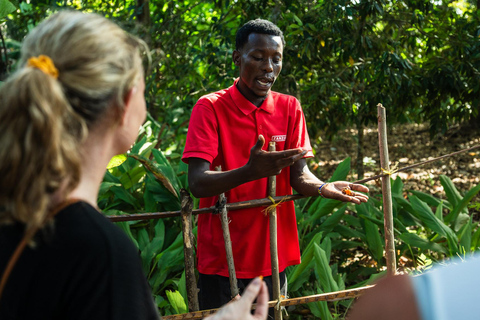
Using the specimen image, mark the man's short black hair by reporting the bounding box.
[235,19,285,50]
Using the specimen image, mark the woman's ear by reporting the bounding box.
[119,86,137,126]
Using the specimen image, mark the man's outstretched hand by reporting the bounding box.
[246,135,307,178]
[205,277,269,320]
[319,181,369,205]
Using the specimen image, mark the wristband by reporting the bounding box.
[318,183,328,197]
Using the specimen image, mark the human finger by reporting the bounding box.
[350,183,370,193]
[269,148,306,159]
[240,277,264,306]
[251,135,266,154]
[253,281,269,319]
[339,187,369,204]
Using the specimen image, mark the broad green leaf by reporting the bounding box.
[293,14,303,26]
[363,218,384,263]
[457,216,472,253]
[434,201,444,221]
[410,190,451,210]
[440,175,466,222]
[409,195,458,254]
[110,185,139,209]
[306,197,342,225]
[288,232,322,287]
[445,182,480,224]
[313,243,339,293]
[130,153,179,198]
[391,176,404,196]
[320,236,332,264]
[0,0,16,19]
[358,204,384,263]
[318,205,347,234]
[309,293,333,320]
[471,223,480,251]
[166,290,187,314]
[330,157,351,182]
[397,232,447,254]
[119,166,146,189]
[178,271,188,311]
[107,154,127,169]
[454,213,470,232]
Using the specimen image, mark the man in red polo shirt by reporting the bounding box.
[182,19,369,313]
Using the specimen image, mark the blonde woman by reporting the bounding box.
[0,11,267,320]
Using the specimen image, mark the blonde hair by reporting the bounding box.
[0,10,147,230]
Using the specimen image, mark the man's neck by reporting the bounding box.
[236,81,268,107]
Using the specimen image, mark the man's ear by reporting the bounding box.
[119,86,137,125]
[232,50,241,66]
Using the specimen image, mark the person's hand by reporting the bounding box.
[246,135,307,178]
[319,181,369,204]
[205,277,269,320]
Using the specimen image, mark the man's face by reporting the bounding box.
[233,33,283,106]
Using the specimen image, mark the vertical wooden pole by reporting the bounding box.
[180,189,199,311]
[268,142,282,320]
[215,166,239,299]
[377,104,397,276]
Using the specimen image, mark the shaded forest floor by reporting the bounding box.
[313,123,480,208]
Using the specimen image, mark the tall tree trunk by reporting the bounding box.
[137,0,151,27]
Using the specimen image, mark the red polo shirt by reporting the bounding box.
[182,79,313,278]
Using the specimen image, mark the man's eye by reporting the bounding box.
[253,56,263,61]
[273,59,282,64]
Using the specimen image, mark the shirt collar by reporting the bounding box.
[229,78,275,115]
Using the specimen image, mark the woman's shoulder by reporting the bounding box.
[53,201,137,256]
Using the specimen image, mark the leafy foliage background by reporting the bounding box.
[2,0,480,318]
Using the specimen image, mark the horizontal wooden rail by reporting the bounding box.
[108,143,480,223]
[107,194,306,222]
[161,285,374,320]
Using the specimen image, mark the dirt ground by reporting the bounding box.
[311,123,480,206]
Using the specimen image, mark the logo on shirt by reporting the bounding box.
[271,135,286,142]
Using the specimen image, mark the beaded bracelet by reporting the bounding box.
[318,183,328,197]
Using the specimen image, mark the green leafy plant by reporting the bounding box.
[99,119,191,315]
[288,158,480,319]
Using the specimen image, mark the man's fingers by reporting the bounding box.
[270,148,306,160]
[251,135,266,154]
[351,183,370,193]
[253,281,269,319]
[240,277,263,305]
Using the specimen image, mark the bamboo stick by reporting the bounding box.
[180,189,199,311]
[377,104,397,276]
[161,285,374,320]
[267,141,282,320]
[215,166,239,299]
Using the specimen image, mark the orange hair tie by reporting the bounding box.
[27,55,59,79]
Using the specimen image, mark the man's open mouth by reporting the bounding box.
[257,78,274,87]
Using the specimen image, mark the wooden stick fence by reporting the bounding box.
[161,286,374,320]
[106,115,480,319]
[179,189,199,311]
[378,104,397,275]
[107,144,480,223]
[267,142,282,320]
[215,166,239,299]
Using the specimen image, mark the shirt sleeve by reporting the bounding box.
[182,99,219,164]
